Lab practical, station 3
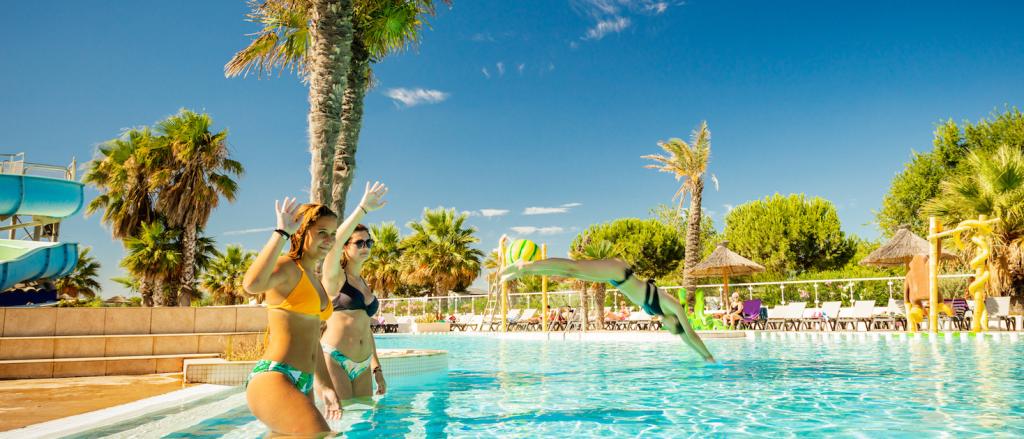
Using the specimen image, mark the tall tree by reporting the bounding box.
[723,194,856,275]
[643,121,713,305]
[399,208,483,298]
[363,222,403,298]
[922,144,1024,301]
[878,108,1024,237]
[227,0,354,206]
[200,245,256,305]
[55,247,102,301]
[83,128,159,239]
[121,222,181,306]
[151,110,242,306]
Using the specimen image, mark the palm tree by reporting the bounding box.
[363,222,403,298]
[570,239,616,328]
[83,127,160,239]
[922,144,1024,302]
[226,0,445,213]
[330,0,444,215]
[399,208,483,301]
[55,247,102,301]
[226,0,355,207]
[151,110,242,307]
[642,121,713,306]
[201,245,256,305]
[121,222,181,306]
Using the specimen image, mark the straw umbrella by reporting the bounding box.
[687,241,766,311]
[860,225,957,267]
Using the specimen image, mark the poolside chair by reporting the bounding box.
[782,302,807,331]
[511,309,537,331]
[836,301,875,331]
[802,301,841,331]
[937,299,969,331]
[736,299,764,330]
[764,303,794,330]
[625,311,654,330]
[985,296,1016,331]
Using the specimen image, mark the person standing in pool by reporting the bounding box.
[501,257,715,362]
[242,197,342,436]
[319,182,389,405]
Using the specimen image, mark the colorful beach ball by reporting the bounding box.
[505,239,541,265]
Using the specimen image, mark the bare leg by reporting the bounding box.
[247,373,331,436]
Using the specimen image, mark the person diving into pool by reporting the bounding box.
[500,257,715,362]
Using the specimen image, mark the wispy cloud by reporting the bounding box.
[496,62,505,76]
[470,32,495,42]
[480,209,510,217]
[584,16,631,40]
[561,202,583,208]
[481,67,490,79]
[517,63,525,75]
[222,227,275,236]
[723,204,734,213]
[511,226,566,235]
[524,207,568,215]
[384,88,449,107]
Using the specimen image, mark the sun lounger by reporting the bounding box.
[736,299,764,330]
[764,303,790,330]
[985,296,1015,331]
[782,302,807,330]
[511,309,537,331]
[836,300,875,331]
[801,301,841,331]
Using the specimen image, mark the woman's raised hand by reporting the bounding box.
[359,181,389,213]
[275,197,301,235]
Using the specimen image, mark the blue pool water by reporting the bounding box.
[73,334,1024,437]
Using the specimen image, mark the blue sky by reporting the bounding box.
[3,1,1023,298]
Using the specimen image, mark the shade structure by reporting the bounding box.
[687,241,765,313]
[860,225,957,267]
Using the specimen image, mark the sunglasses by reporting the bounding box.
[347,238,375,249]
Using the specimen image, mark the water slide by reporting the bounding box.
[0,173,84,291]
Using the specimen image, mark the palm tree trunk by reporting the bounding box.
[153,277,165,307]
[682,178,705,308]
[330,43,369,217]
[595,283,606,329]
[178,225,197,307]
[140,278,154,307]
[579,282,589,331]
[307,0,353,205]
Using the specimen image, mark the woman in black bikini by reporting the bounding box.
[318,182,389,407]
[501,257,715,362]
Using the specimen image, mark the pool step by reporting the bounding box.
[0,353,221,379]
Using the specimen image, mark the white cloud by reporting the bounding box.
[384,88,449,107]
[561,202,583,208]
[523,206,569,215]
[517,63,525,75]
[569,41,580,49]
[723,204,734,213]
[584,16,631,40]
[645,1,668,14]
[222,227,275,236]
[481,67,490,79]
[470,32,495,42]
[497,62,505,76]
[511,226,566,235]
[480,209,510,218]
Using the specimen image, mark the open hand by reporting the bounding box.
[374,372,387,396]
[275,197,301,235]
[320,387,343,420]
[359,181,388,213]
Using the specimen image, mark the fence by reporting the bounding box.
[377,274,974,318]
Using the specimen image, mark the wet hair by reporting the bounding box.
[287,204,337,260]
[341,224,370,269]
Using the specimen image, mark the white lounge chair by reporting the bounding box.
[985,296,1016,331]
[836,300,875,331]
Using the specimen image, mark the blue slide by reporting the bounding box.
[0,173,84,291]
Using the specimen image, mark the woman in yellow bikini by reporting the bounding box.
[241,196,345,436]
[319,182,389,403]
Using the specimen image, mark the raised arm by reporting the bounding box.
[322,182,388,293]
[242,197,301,295]
[501,258,630,284]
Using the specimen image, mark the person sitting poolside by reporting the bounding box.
[720,292,743,329]
[502,258,715,362]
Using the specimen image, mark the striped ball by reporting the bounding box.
[505,239,541,265]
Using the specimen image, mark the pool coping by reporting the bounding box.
[0,383,230,439]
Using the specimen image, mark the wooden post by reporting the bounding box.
[928,217,942,333]
[541,244,549,332]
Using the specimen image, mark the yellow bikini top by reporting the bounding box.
[267,262,333,321]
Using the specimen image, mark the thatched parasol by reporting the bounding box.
[860,225,957,267]
[687,241,765,310]
[104,295,130,306]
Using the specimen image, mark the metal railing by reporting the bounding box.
[0,153,77,180]
[375,274,975,318]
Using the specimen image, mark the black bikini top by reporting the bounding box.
[333,277,379,317]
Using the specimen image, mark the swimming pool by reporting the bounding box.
[67,333,1024,437]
